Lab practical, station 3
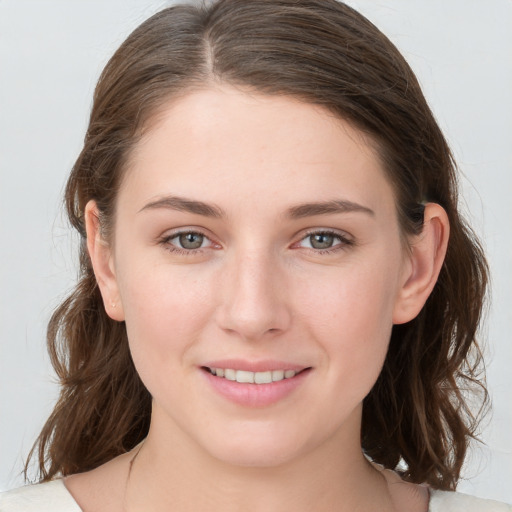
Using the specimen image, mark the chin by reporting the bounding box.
[198,422,320,469]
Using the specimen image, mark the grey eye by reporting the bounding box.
[178,232,204,249]
[309,233,335,249]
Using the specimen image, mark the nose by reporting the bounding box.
[215,251,292,341]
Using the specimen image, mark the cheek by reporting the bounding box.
[296,261,399,385]
[116,263,215,379]
[299,261,398,335]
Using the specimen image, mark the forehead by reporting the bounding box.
[123,86,395,218]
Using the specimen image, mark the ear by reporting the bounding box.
[85,200,125,321]
[392,203,450,325]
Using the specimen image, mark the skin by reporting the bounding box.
[67,85,449,512]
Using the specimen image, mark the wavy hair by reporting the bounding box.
[27,0,488,490]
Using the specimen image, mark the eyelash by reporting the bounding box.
[297,229,354,255]
[158,229,354,256]
[159,231,215,256]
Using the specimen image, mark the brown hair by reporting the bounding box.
[27,0,488,490]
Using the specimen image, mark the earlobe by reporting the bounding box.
[84,200,125,321]
[392,203,450,325]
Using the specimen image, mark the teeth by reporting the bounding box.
[255,371,272,384]
[236,370,254,384]
[224,369,236,381]
[272,370,284,381]
[210,368,298,384]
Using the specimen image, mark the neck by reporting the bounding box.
[125,406,395,512]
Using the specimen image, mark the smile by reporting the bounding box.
[202,365,311,407]
[206,367,299,384]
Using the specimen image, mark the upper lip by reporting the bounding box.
[201,359,309,373]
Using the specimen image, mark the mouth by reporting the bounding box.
[201,363,312,407]
[201,366,310,384]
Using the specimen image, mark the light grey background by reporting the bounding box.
[1,0,511,501]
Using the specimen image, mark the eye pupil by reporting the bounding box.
[179,232,204,249]
[310,233,334,249]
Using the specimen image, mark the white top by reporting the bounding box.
[0,480,80,512]
[0,479,510,511]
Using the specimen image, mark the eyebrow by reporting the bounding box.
[139,196,225,218]
[285,199,375,219]
[139,195,374,219]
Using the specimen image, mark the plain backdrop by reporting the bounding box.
[1,0,511,501]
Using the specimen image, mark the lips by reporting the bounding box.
[200,360,311,407]
[201,359,307,374]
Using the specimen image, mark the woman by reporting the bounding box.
[1,1,509,510]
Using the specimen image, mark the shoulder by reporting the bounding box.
[0,480,82,512]
[429,489,512,512]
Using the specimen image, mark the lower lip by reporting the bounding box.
[201,368,311,408]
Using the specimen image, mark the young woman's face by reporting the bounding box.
[103,86,414,467]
